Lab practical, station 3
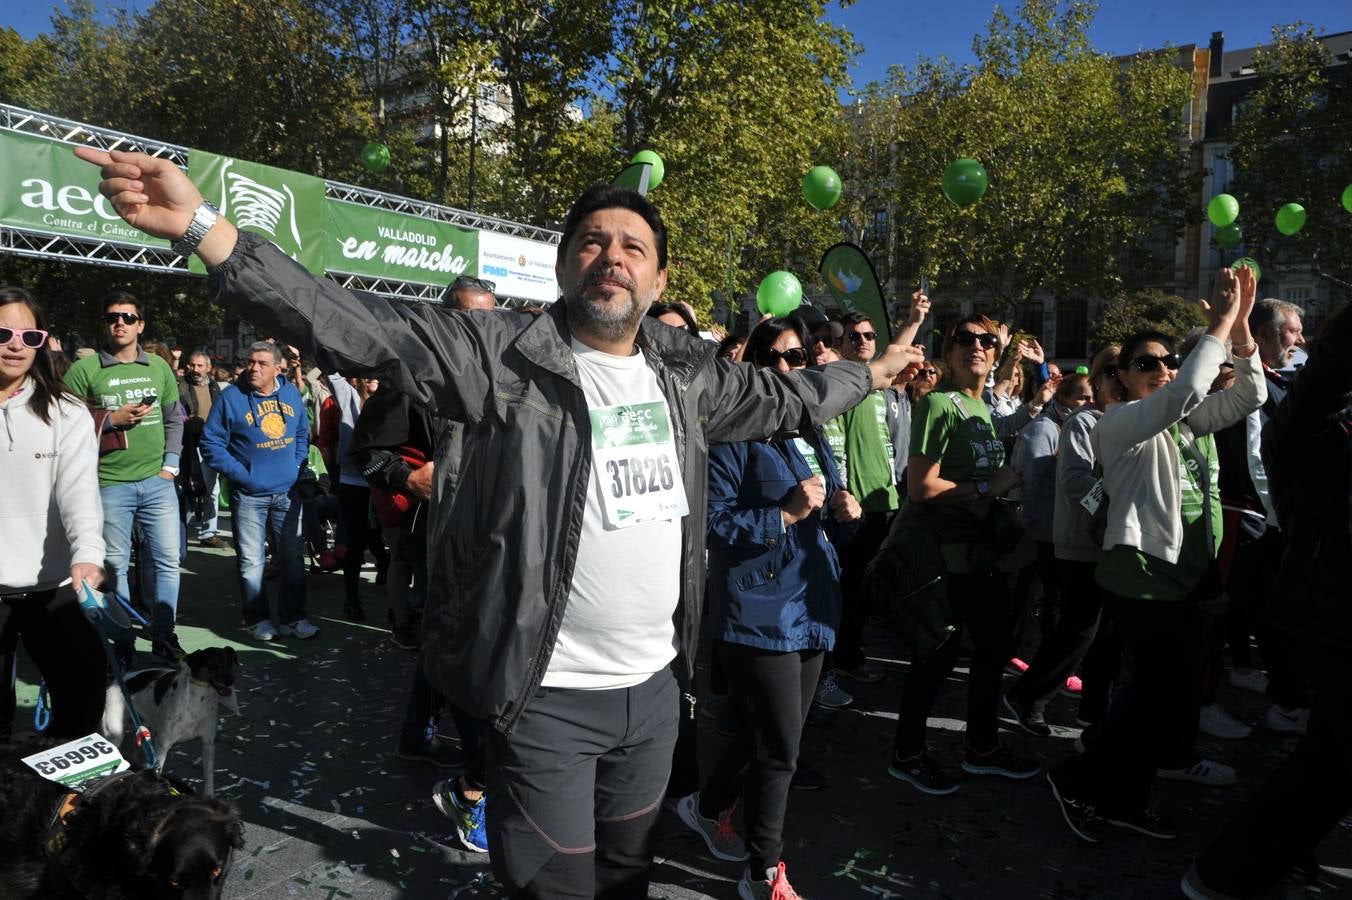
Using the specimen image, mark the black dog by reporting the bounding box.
[0,743,244,899]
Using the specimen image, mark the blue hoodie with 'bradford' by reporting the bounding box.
[200,376,309,496]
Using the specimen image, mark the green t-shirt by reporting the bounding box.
[823,391,897,513]
[65,351,179,486]
[1096,423,1223,602]
[898,387,1005,544]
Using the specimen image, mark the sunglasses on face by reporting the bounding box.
[103,312,141,325]
[846,331,876,345]
[918,368,937,377]
[953,330,999,350]
[753,347,809,368]
[811,331,837,346]
[0,327,49,348]
[451,275,496,293]
[1131,353,1181,373]
[1101,364,1119,378]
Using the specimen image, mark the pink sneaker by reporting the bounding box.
[1005,657,1029,675]
[1059,675,1083,698]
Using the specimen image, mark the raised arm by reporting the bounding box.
[74,148,497,421]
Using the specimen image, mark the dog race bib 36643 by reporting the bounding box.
[589,400,688,529]
[22,734,130,789]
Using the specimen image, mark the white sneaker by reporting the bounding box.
[1265,704,1309,735]
[1227,668,1269,695]
[1198,703,1252,739]
[278,618,319,639]
[1157,758,1236,786]
[814,671,853,709]
[251,620,278,641]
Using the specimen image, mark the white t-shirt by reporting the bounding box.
[541,339,684,689]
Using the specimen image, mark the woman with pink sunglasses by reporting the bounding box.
[0,287,107,741]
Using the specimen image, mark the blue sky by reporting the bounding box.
[5,0,1349,91]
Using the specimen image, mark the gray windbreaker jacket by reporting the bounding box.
[210,233,873,733]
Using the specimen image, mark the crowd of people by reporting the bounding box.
[0,143,1346,900]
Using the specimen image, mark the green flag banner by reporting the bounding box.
[324,200,479,286]
[0,131,168,248]
[819,242,892,346]
[189,149,326,275]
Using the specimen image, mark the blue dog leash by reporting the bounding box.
[78,584,158,769]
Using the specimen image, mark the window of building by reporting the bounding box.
[1056,298,1089,359]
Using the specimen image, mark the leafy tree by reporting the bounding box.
[1226,24,1352,301]
[604,0,855,316]
[1092,288,1205,348]
[845,0,1197,320]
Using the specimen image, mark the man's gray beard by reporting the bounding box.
[565,286,654,345]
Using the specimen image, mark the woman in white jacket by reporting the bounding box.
[0,287,107,740]
[1047,266,1265,844]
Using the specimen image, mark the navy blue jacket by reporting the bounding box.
[706,429,856,652]
[200,376,309,496]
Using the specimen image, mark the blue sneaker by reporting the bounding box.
[433,779,488,853]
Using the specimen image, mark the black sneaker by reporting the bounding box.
[150,635,186,663]
[1001,693,1052,737]
[396,739,462,768]
[391,621,420,651]
[342,600,366,622]
[962,742,1041,779]
[888,751,959,796]
[804,702,839,728]
[1046,769,1103,843]
[1101,806,1178,840]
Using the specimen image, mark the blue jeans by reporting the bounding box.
[231,490,307,626]
[102,474,181,646]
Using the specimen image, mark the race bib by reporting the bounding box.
[1080,478,1105,516]
[22,734,130,789]
[590,400,689,529]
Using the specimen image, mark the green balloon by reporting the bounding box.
[1231,257,1261,282]
[755,271,803,316]
[1343,184,1352,214]
[361,141,390,173]
[1215,222,1243,249]
[942,158,988,206]
[631,150,664,189]
[802,165,843,210]
[1206,193,1239,228]
[1275,202,1306,236]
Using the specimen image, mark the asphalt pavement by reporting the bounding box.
[11,521,1351,899]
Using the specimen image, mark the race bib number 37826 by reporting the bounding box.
[589,400,689,529]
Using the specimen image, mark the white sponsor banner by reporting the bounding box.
[477,232,559,304]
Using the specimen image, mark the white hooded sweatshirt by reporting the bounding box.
[0,381,105,593]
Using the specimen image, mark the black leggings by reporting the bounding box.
[1,589,107,741]
[338,483,387,606]
[699,644,823,873]
[894,571,1013,757]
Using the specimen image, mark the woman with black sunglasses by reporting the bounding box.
[886,313,1041,796]
[0,287,107,741]
[1047,267,1266,844]
[676,317,862,899]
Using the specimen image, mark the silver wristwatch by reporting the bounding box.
[171,200,220,257]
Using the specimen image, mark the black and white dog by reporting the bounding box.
[103,648,240,797]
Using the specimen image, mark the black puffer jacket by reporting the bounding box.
[210,233,873,733]
[1262,307,1352,650]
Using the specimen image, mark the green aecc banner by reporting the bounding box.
[0,131,168,248]
[324,200,479,286]
[189,149,326,275]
